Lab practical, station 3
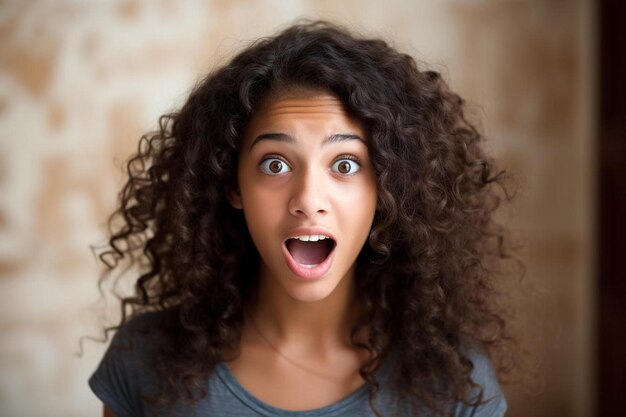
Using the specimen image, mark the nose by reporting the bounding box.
[288,166,329,218]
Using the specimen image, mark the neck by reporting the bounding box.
[246,265,364,356]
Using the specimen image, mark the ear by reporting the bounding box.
[226,185,243,209]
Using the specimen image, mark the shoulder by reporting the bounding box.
[377,343,507,417]
[108,310,166,350]
[453,345,508,417]
[101,309,169,382]
[88,310,169,417]
[101,310,167,368]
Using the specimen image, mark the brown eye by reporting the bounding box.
[337,161,351,174]
[260,158,290,175]
[269,160,282,173]
[331,158,360,175]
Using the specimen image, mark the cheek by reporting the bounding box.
[248,187,287,210]
[337,175,377,208]
[239,166,277,212]
[336,182,377,228]
[241,187,286,234]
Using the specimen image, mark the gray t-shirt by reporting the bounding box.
[89,312,507,417]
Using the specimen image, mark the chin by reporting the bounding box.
[282,280,340,303]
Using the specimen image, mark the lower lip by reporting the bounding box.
[282,242,336,280]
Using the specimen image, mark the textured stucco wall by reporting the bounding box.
[0,1,594,416]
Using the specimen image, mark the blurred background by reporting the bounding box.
[2,0,623,416]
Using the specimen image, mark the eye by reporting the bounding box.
[331,157,361,175]
[259,157,291,175]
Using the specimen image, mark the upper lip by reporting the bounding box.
[283,227,337,243]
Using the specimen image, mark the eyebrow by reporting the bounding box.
[249,132,368,151]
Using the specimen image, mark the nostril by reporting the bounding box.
[291,207,328,217]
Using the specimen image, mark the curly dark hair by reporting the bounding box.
[98,19,522,417]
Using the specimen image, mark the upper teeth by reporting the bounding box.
[291,235,329,242]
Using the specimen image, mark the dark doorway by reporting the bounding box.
[597,1,626,416]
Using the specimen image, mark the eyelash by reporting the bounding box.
[336,154,360,163]
[258,154,362,176]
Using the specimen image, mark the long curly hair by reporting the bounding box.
[98,20,522,417]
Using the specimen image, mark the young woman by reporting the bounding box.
[90,20,519,417]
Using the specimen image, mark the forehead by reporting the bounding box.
[254,93,346,116]
[245,92,365,137]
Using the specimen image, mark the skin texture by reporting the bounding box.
[224,90,377,409]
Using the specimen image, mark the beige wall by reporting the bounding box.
[0,1,594,416]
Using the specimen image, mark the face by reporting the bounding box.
[229,90,378,303]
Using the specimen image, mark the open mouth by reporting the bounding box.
[285,237,336,268]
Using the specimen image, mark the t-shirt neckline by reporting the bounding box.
[215,361,370,416]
